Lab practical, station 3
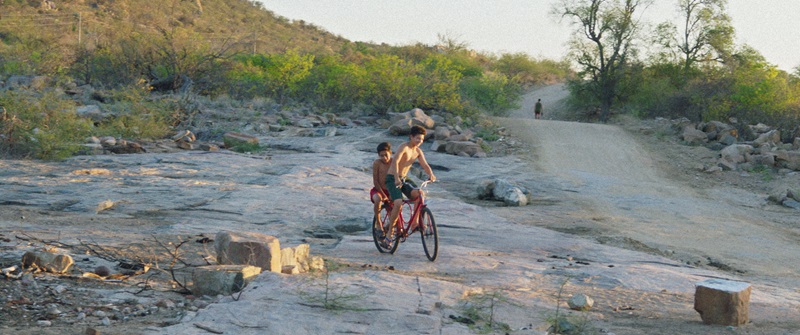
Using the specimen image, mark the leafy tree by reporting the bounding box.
[264,49,315,103]
[652,0,734,74]
[415,54,464,112]
[362,54,419,114]
[492,53,571,87]
[302,54,368,111]
[554,0,651,122]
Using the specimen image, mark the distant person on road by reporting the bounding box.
[381,125,436,247]
[370,142,392,225]
[534,99,543,119]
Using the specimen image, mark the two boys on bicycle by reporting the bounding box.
[371,125,437,247]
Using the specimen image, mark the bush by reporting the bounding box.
[0,91,93,160]
[93,82,176,139]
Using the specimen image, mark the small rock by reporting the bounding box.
[93,310,106,318]
[36,320,52,327]
[156,299,176,309]
[568,293,595,311]
[100,316,111,326]
[94,266,111,277]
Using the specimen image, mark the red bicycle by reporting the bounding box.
[372,180,438,261]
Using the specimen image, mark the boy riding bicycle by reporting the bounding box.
[381,125,436,246]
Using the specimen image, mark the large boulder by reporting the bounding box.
[447,129,474,142]
[682,126,708,144]
[387,108,436,135]
[694,279,751,326]
[476,179,495,200]
[21,250,74,274]
[434,126,451,140]
[192,265,261,296]
[773,151,800,170]
[445,141,482,157]
[719,144,753,164]
[215,231,281,273]
[754,130,781,146]
[492,179,528,206]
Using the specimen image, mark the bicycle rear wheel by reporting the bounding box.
[419,207,438,261]
[372,206,399,253]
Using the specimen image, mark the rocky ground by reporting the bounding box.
[1,84,800,334]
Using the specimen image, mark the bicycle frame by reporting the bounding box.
[372,180,438,261]
[384,180,430,240]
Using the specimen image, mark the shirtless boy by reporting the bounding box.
[382,125,436,243]
[370,142,392,224]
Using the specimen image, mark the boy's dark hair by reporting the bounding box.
[409,125,427,136]
[377,142,391,153]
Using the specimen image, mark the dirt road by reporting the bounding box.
[493,85,800,289]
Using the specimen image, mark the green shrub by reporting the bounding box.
[0,91,93,160]
[93,82,175,139]
[460,72,521,116]
[223,138,265,153]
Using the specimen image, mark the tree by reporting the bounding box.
[554,0,651,122]
[653,0,734,74]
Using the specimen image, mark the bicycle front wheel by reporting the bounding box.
[419,207,438,261]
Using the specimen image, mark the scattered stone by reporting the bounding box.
[694,279,751,326]
[21,250,74,274]
[191,265,261,296]
[94,266,111,277]
[568,293,595,311]
[177,141,195,150]
[36,320,52,327]
[156,299,176,309]
[95,200,116,214]
[215,231,281,273]
[172,130,196,142]
[223,132,259,146]
[200,143,219,151]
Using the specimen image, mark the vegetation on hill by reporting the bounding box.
[0,0,569,159]
[556,0,800,138]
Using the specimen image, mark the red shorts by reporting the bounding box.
[370,187,388,203]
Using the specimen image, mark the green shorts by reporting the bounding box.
[385,174,416,201]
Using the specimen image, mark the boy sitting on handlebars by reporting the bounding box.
[370,142,392,226]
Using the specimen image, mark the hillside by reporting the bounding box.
[0,0,348,57]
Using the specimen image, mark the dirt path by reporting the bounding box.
[492,86,800,289]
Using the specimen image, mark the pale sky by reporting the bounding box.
[257,0,800,73]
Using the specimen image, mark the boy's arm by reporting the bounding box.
[371,160,383,190]
[391,149,404,187]
[417,149,436,182]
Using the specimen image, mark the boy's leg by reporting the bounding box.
[386,198,403,237]
[372,193,383,229]
[384,174,404,238]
